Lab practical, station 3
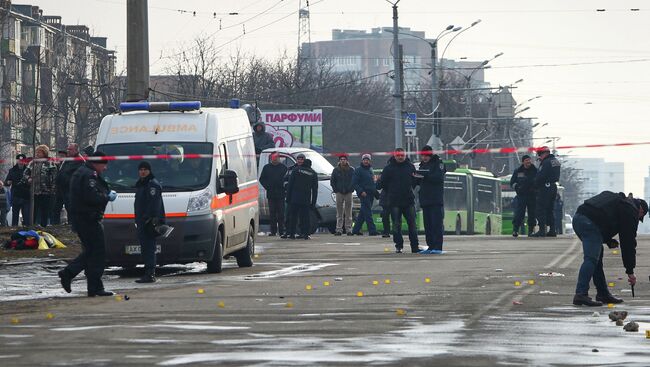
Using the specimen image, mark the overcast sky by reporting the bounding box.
[28,0,650,195]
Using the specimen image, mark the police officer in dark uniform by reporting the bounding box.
[414,146,446,253]
[285,158,318,240]
[58,151,117,297]
[134,161,165,283]
[510,155,538,237]
[531,146,561,237]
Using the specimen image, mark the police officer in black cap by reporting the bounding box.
[58,151,117,297]
[134,161,165,283]
[531,146,561,237]
[510,154,538,237]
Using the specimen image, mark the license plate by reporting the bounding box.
[125,245,161,255]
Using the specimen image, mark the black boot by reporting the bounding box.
[136,269,156,284]
[58,269,72,293]
[573,294,603,307]
[530,230,546,238]
[596,292,623,304]
[88,290,115,297]
[512,230,519,238]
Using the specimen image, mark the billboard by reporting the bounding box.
[261,110,323,151]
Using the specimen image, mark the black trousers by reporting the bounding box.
[536,185,557,234]
[268,198,285,235]
[513,194,536,232]
[391,205,419,250]
[381,205,391,235]
[137,224,157,275]
[422,205,444,250]
[64,216,107,294]
[11,197,30,226]
[50,193,65,225]
[34,194,53,227]
[287,204,310,237]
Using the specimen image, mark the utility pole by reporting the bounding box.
[390,1,403,149]
[399,44,406,154]
[430,40,442,151]
[126,0,149,101]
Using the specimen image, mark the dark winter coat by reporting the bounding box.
[5,165,30,199]
[576,191,639,274]
[510,164,537,197]
[378,157,416,207]
[352,164,376,197]
[330,164,355,194]
[259,162,288,199]
[286,160,318,206]
[535,154,561,188]
[56,156,83,200]
[415,157,446,207]
[252,122,275,154]
[68,162,110,219]
[134,173,166,226]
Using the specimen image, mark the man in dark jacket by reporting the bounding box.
[134,161,166,283]
[58,152,117,297]
[259,152,288,236]
[379,148,419,253]
[252,122,275,155]
[414,146,446,253]
[510,154,538,237]
[4,154,30,226]
[281,154,304,239]
[54,143,84,225]
[571,191,647,306]
[351,154,378,236]
[285,158,318,239]
[531,146,561,237]
[331,154,355,235]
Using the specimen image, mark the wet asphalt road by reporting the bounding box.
[1,234,650,366]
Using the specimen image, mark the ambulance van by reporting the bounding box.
[94,101,259,273]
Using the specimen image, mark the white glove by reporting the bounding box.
[108,190,118,202]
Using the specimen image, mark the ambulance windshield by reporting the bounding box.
[98,142,213,192]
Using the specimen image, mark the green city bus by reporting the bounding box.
[367,165,502,235]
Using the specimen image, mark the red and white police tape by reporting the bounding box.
[2,140,649,164]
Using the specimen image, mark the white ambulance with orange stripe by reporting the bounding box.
[94,101,259,273]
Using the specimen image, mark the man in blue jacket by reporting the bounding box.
[379,148,419,253]
[510,155,538,237]
[351,154,378,236]
[531,146,561,237]
[134,161,166,283]
[414,146,446,253]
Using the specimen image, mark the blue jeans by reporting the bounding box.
[422,205,444,250]
[352,194,376,234]
[573,213,609,296]
[391,205,419,250]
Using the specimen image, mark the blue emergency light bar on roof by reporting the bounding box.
[119,101,201,112]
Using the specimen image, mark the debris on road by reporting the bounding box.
[335,277,343,281]
[608,311,628,322]
[495,269,503,272]
[592,348,599,352]
[512,301,523,305]
[592,312,600,317]
[616,319,624,326]
[623,321,639,332]
[539,290,558,295]
[538,272,565,277]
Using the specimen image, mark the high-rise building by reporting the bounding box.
[569,158,625,200]
[0,1,116,177]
